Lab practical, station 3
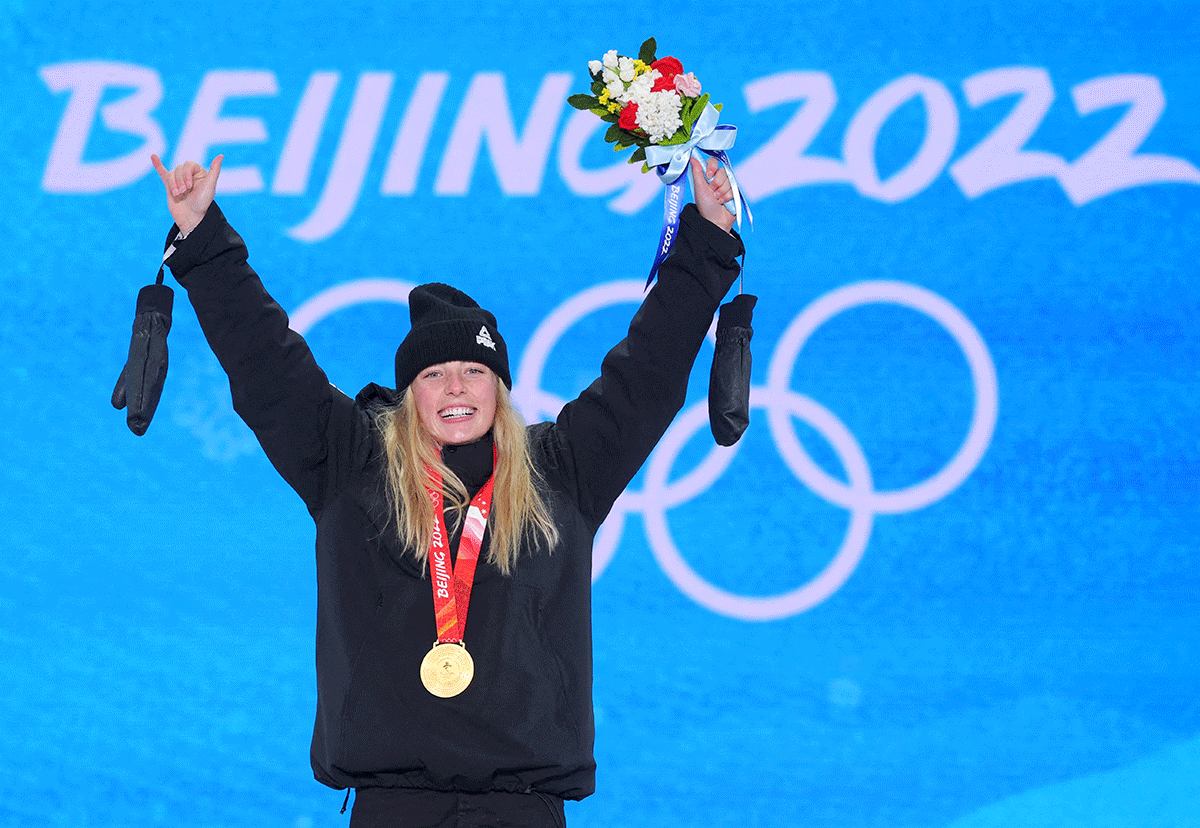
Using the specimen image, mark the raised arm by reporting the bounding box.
[548,193,744,530]
[154,156,355,516]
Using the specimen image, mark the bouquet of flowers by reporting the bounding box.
[568,37,718,173]
[570,37,748,264]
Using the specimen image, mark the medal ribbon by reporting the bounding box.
[424,456,495,645]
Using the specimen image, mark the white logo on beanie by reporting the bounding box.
[476,326,496,351]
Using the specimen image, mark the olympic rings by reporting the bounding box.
[641,389,876,621]
[289,276,998,622]
[765,280,998,515]
[290,278,417,335]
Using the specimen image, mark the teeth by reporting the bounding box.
[441,407,473,419]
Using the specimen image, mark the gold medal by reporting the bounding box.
[420,642,475,698]
[420,464,492,699]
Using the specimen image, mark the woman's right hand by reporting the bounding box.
[150,154,223,237]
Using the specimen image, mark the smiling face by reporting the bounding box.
[410,361,499,447]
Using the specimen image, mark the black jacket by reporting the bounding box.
[166,202,743,799]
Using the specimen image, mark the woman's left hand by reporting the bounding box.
[690,155,736,234]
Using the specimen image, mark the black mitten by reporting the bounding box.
[708,293,757,446]
[112,282,174,436]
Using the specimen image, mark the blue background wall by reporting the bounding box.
[2,2,1197,826]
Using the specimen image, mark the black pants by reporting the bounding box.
[349,788,566,828]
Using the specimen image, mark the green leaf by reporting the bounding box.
[639,37,657,64]
[681,103,698,130]
[605,123,623,144]
[568,94,599,111]
[630,146,647,164]
[600,112,619,123]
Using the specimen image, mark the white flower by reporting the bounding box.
[602,50,619,69]
[606,79,626,101]
[623,70,655,104]
[588,59,603,76]
[635,89,684,142]
[617,56,636,82]
[602,67,619,84]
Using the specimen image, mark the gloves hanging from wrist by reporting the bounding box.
[111,280,174,436]
[708,292,756,446]
[112,226,180,436]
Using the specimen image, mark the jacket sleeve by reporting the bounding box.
[551,203,744,531]
[165,202,355,516]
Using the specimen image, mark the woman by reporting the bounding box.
[151,151,743,827]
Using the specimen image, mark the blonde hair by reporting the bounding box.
[375,382,559,575]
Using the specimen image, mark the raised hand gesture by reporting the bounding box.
[150,154,223,237]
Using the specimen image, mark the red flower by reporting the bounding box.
[618,102,639,131]
[652,56,683,79]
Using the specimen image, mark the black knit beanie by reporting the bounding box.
[394,283,512,390]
